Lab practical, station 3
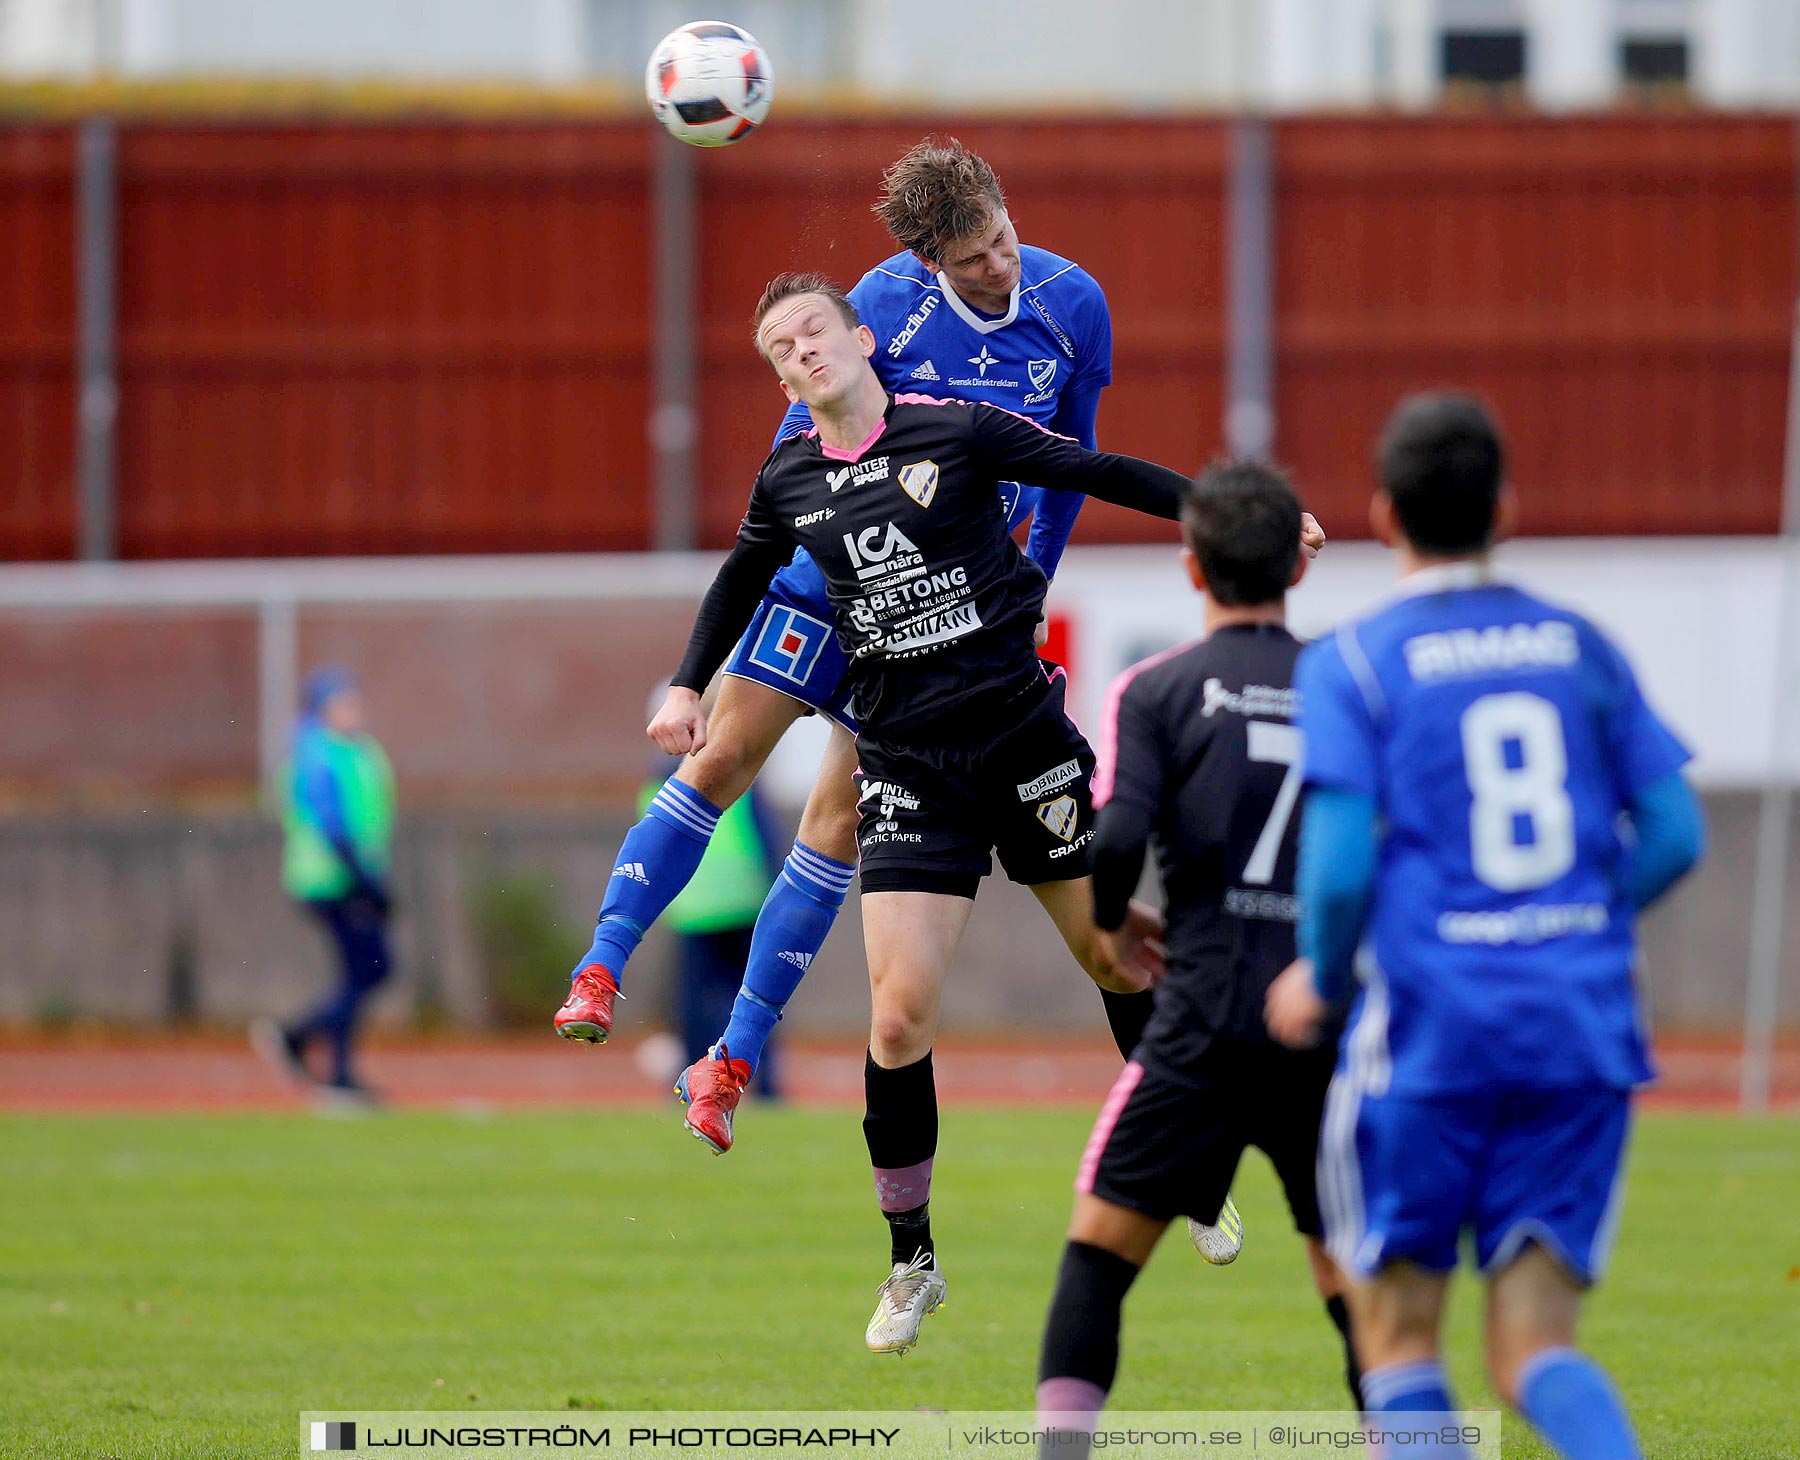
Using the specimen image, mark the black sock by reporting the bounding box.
[1038,1240,1142,1391]
[1099,988,1153,1060]
[1325,1294,1365,1412]
[886,1201,934,1268]
[864,1048,939,1266]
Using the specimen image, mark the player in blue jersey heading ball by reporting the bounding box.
[1266,393,1705,1460]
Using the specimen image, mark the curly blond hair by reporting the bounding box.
[873,136,1006,263]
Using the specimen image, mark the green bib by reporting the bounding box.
[282,731,396,901]
[639,780,773,934]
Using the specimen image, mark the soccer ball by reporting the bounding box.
[644,21,772,147]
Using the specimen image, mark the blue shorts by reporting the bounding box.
[722,578,857,733]
[1318,1082,1632,1286]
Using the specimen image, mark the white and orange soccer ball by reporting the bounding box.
[644,20,773,147]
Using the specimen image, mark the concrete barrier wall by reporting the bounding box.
[0,793,1791,1038]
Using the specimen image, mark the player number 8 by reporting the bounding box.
[1460,692,1576,892]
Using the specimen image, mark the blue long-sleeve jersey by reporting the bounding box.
[1294,565,1703,1095]
[766,245,1113,605]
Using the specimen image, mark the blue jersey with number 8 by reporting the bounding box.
[1297,566,1691,1094]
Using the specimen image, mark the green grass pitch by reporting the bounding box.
[2,1108,1794,1458]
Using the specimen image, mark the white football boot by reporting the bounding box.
[1188,1193,1245,1265]
[864,1249,947,1354]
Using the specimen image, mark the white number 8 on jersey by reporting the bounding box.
[1461,692,1577,892]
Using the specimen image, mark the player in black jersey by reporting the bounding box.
[1034,462,1362,1450]
[658,274,1324,1356]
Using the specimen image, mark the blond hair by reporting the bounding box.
[873,136,1006,263]
[751,272,861,351]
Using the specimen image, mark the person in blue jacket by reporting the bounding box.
[253,665,396,1103]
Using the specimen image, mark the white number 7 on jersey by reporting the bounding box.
[1244,720,1304,886]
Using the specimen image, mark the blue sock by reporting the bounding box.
[715,841,854,1073]
[1517,1347,1642,1460]
[579,779,722,987]
[1363,1360,1464,1457]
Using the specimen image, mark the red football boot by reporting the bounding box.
[554,965,621,1044]
[674,1044,752,1154]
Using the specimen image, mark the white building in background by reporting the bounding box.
[0,0,1795,106]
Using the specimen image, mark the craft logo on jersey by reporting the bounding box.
[909,359,940,382]
[748,604,831,684]
[1036,794,1079,842]
[886,294,939,357]
[898,460,939,508]
[843,521,923,581]
[826,455,890,493]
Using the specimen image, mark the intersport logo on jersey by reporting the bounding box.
[826,456,890,493]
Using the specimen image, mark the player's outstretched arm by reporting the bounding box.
[1088,668,1170,986]
[1090,798,1154,934]
[974,402,1331,553]
[665,499,794,755]
[1296,785,1378,1002]
[1090,814,1167,990]
[647,685,709,756]
[1266,961,1327,1049]
[1621,771,1706,909]
[1269,785,1378,1049]
[968,402,1185,522]
[1022,377,1104,576]
[1105,899,1168,989]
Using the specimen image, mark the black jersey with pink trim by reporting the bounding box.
[1090,623,1306,1050]
[673,393,1184,735]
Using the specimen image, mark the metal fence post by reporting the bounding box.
[76,116,119,562]
[1741,296,1800,1113]
[1226,115,1276,461]
[649,133,698,552]
[258,595,298,815]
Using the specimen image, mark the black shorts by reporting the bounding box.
[1075,1036,1336,1236]
[854,674,1095,898]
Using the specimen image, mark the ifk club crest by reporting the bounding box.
[898,460,939,508]
[1036,794,1078,841]
[1028,359,1057,393]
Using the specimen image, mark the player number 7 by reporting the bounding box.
[1244,720,1304,886]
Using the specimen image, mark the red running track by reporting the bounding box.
[1,1033,1794,1114]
